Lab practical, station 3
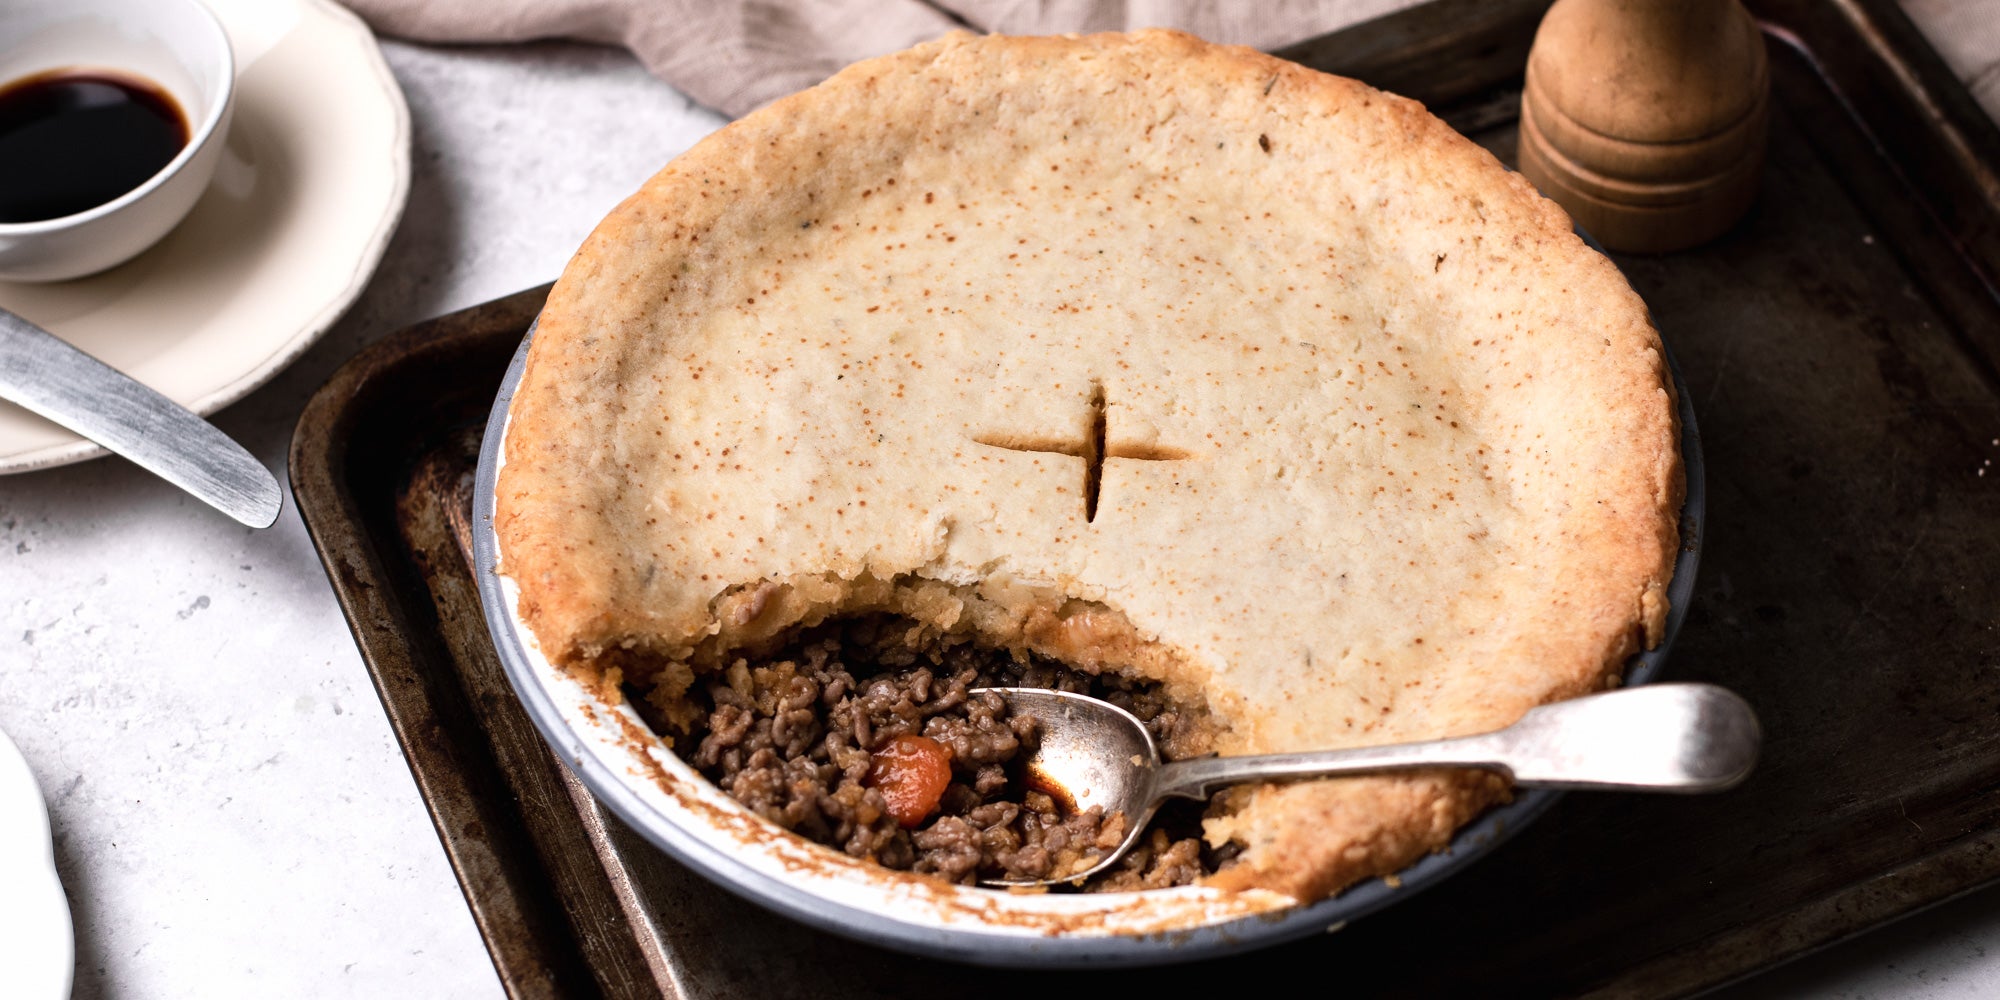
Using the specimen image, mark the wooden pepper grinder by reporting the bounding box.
[1518,0,1769,253]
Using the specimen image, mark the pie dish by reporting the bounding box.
[481,29,1694,960]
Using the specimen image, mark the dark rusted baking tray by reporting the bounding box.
[290,0,2000,995]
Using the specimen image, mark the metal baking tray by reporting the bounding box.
[291,0,2000,994]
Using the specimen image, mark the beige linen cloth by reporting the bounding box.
[342,0,1412,117]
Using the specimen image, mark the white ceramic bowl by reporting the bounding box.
[0,0,235,282]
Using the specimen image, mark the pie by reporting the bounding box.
[494,28,1682,903]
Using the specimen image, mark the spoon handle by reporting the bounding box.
[0,307,282,528]
[1153,683,1760,801]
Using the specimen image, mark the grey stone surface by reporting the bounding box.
[1905,0,2000,122]
[1,39,720,999]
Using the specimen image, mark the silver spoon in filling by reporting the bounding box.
[971,682,1760,889]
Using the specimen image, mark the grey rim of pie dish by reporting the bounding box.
[471,306,1705,969]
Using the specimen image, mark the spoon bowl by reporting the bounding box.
[976,682,1761,888]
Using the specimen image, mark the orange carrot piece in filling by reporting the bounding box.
[867,734,954,828]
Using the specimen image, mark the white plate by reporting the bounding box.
[0,728,72,1000]
[0,0,409,473]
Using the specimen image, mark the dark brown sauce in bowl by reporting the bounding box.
[0,69,189,224]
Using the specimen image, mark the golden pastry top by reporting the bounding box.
[495,29,1681,902]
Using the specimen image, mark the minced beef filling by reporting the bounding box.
[649,615,1227,890]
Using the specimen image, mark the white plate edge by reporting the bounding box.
[0,728,75,1000]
